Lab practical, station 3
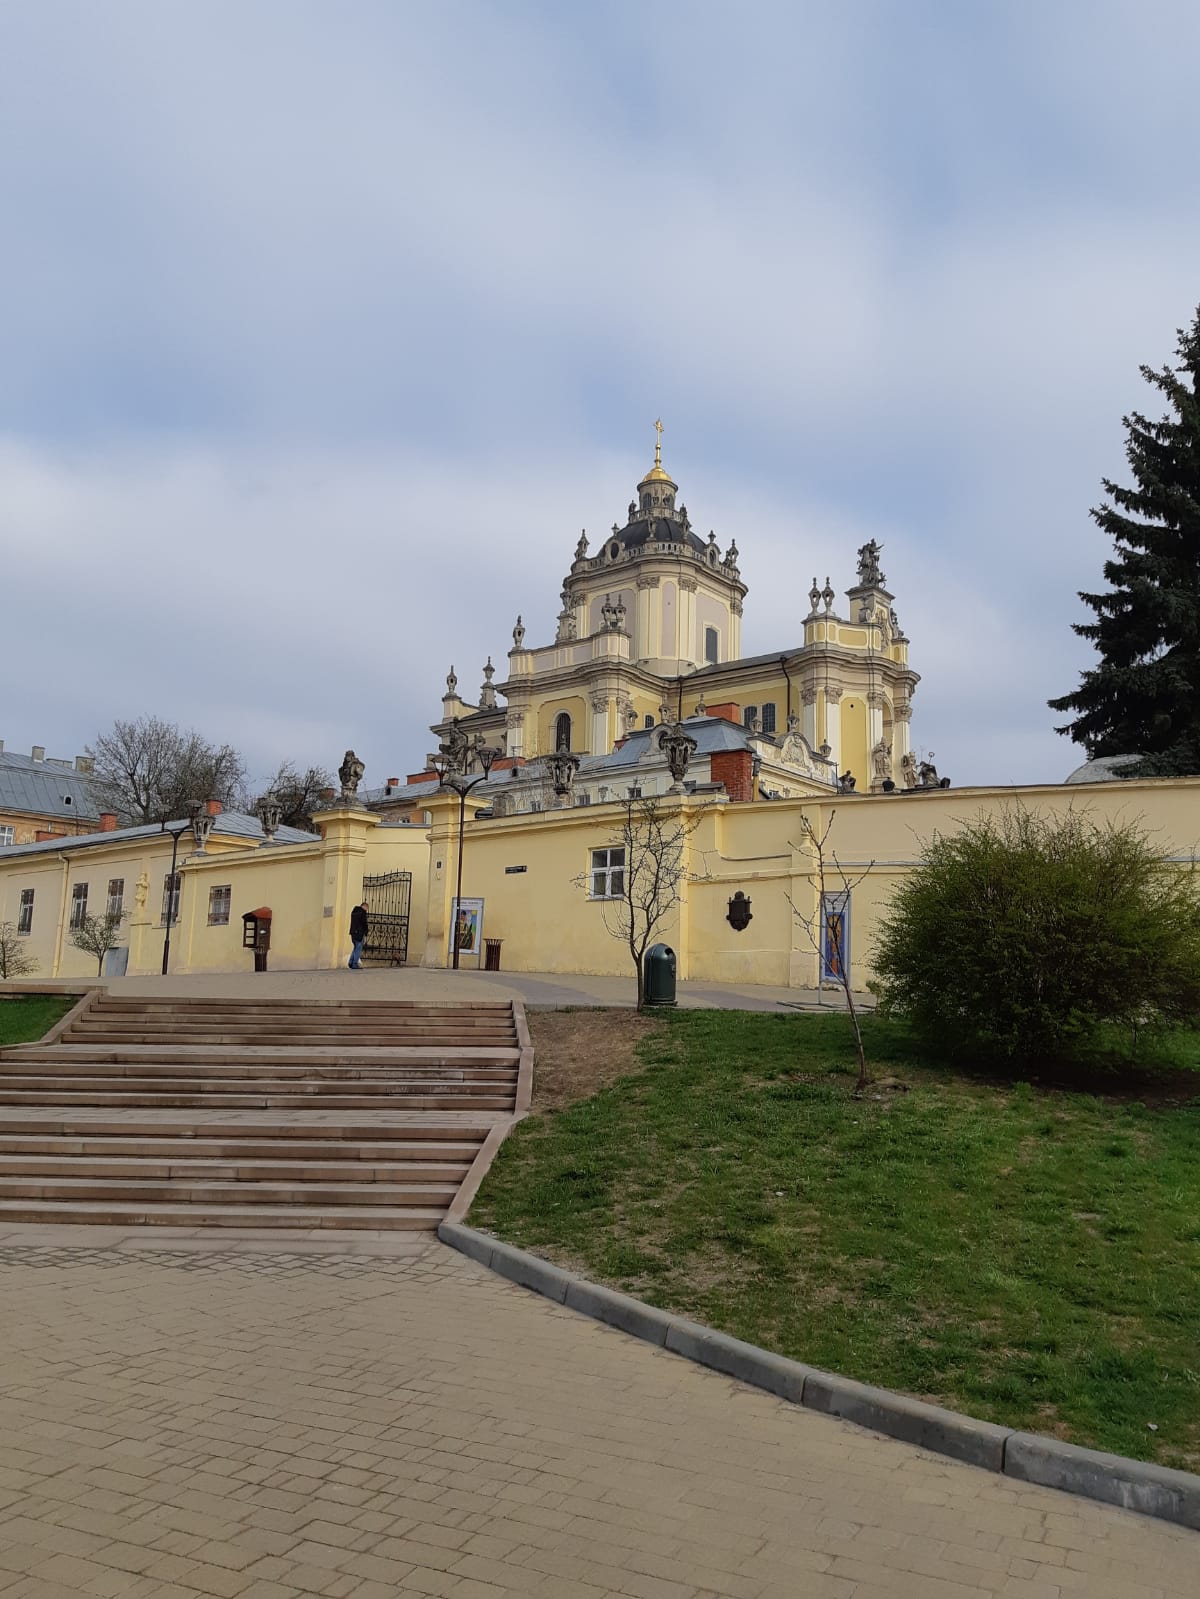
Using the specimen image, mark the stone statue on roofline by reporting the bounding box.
[338,750,365,801]
[872,740,893,783]
[856,539,885,589]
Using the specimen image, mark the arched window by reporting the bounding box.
[555,712,572,752]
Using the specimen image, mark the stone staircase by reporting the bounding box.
[0,993,531,1231]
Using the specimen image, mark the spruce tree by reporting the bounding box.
[1049,306,1200,775]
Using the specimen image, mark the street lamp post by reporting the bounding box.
[431,721,501,970]
[159,816,194,975]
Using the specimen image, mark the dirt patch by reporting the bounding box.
[526,1008,666,1112]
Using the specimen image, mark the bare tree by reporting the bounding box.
[88,716,247,824]
[68,911,126,976]
[579,793,703,1009]
[791,811,873,1093]
[0,923,38,980]
[260,761,333,832]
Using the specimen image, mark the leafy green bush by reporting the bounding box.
[872,809,1200,1065]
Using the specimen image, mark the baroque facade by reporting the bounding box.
[428,430,920,798]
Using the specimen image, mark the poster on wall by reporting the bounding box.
[820,891,851,983]
[450,897,485,965]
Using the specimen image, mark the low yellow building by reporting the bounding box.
[4,777,1196,993]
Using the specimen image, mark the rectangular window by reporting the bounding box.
[761,702,777,736]
[161,872,181,927]
[643,714,655,729]
[208,884,232,926]
[705,626,719,665]
[106,878,125,918]
[17,888,33,935]
[70,882,89,929]
[0,825,14,847]
[590,846,626,900]
[743,705,758,728]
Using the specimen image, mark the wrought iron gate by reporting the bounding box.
[361,871,412,966]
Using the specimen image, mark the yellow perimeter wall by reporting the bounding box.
[2,780,1197,988]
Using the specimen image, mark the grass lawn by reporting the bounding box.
[0,994,76,1047]
[473,1009,1200,1471]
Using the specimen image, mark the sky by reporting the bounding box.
[2,0,1198,791]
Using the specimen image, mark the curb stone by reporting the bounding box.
[437,1221,1200,1533]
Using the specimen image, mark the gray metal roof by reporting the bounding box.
[0,750,100,822]
[0,811,315,860]
[595,715,752,770]
[685,646,806,680]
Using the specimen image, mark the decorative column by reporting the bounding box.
[893,702,913,763]
[679,576,699,664]
[866,690,885,752]
[589,690,612,756]
[821,685,843,771]
[801,685,818,748]
[314,805,382,969]
[505,706,527,759]
[730,596,744,661]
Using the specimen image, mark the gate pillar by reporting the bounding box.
[313,805,382,970]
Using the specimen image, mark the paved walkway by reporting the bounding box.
[0,1237,1193,1598]
[31,967,863,1014]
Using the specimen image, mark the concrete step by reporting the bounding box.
[0,1062,517,1083]
[0,1119,491,1141]
[0,1155,472,1182]
[0,1199,444,1229]
[0,1175,459,1206]
[0,1090,514,1110]
[3,1045,519,1066]
[0,1136,482,1163]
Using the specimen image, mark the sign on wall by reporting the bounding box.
[450,897,485,966]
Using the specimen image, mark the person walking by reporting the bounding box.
[348,901,368,970]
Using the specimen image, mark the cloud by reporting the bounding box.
[1,1,1197,788]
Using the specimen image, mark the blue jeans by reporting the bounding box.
[348,939,366,969]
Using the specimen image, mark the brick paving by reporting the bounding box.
[0,1239,1194,1598]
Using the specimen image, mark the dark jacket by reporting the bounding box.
[350,905,368,943]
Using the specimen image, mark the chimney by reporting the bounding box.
[99,812,117,832]
[75,755,94,774]
[205,799,222,816]
[711,749,755,803]
[385,777,399,794]
[705,703,741,725]
[0,739,5,753]
[31,745,45,762]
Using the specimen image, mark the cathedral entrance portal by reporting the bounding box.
[361,871,412,966]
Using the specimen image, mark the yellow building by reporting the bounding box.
[5,772,1198,997]
[429,426,920,793]
[0,741,100,847]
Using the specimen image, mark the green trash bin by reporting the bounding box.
[644,943,677,1007]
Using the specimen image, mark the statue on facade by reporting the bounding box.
[575,530,589,561]
[135,870,149,909]
[725,539,740,570]
[871,740,893,783]
[338,750,365,801]
[856,539,885,588]
[512,615,525,649]
[255,791,283,841]
[628,500,637,522]
[657,721,698,793]
[918,754,939,788]
[900,751,918,789]
[479,657,497,709]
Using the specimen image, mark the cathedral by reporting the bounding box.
[425,427,922,805]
